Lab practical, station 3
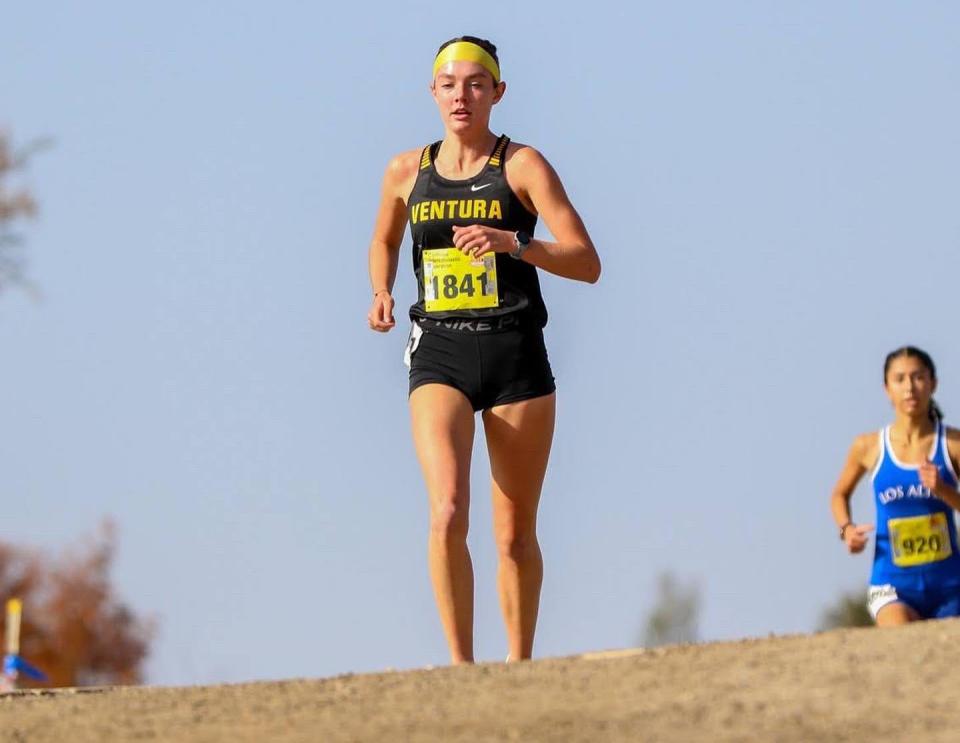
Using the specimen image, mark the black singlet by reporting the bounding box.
[407,135,547,328]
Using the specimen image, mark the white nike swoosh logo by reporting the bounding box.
[470,183,493,192]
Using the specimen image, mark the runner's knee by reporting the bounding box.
[495,527,538,561]
[430,496,469,542]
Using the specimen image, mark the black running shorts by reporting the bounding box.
[407,320,556,412]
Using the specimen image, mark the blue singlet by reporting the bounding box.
[871,422,960,596]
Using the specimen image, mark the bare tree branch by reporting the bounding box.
[0,130,49,296]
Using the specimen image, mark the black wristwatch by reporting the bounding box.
[510,231,531,260]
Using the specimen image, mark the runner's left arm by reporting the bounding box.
[452,147,601,282]
[920,427,960,510]
[510,147,601,283]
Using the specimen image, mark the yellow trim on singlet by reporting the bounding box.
[418,136,507,173]
[433,41,501,84]
[488,136,508,168]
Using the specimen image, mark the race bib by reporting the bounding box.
[422,248,498,313]
[888,512,953,567]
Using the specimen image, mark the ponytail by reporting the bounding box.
[930,398,944,423]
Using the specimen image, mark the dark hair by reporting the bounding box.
[436,36,500,77]
[437,36,499,63]
[884,345,943,422]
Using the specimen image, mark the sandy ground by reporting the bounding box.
[3,619,960,742]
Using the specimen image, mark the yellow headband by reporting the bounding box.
[433,41,501,84]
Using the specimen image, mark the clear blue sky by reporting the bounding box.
[2,2,958,685]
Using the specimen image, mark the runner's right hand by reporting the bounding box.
[368,291,395,332]
[844,523,874,554]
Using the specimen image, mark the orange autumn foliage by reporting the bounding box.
[0,523,154,688]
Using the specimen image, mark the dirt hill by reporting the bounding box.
[3,619,959,742]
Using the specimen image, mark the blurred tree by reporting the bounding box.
[818,590,873,630]
[0,522,155,688]
[0,130,49,295]
[641,572,701,647]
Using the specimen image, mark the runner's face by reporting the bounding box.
[431,62,504,132]
[885,355,937,418]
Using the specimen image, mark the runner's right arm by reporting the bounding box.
[830,433,876,554]
[367,151,418,333]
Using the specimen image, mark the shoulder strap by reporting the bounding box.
[419,142,437,171]
[488,135,510,169]
[871,428,886,480]
[940,422,960,483]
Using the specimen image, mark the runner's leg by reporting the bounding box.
[483,392,556,661]
[410,383,477,663]
[875,602,921,626]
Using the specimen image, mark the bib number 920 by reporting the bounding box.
[898,534,943,556]
[889,512,953,567]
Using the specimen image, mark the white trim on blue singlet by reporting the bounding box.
[883,424,940,470]
[940,423,959,482]
[870,429,885,482]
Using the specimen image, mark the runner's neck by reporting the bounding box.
[890,416,936,444]
[436,132,499,176]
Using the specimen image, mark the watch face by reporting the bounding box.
[517,231,531,245]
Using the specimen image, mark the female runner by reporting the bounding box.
[831,346,960,624]
[366,36,600,663]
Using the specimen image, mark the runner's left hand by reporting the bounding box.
[452,225,514,257]
[920,459,943,495]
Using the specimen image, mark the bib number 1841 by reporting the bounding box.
[423,248,498,312]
